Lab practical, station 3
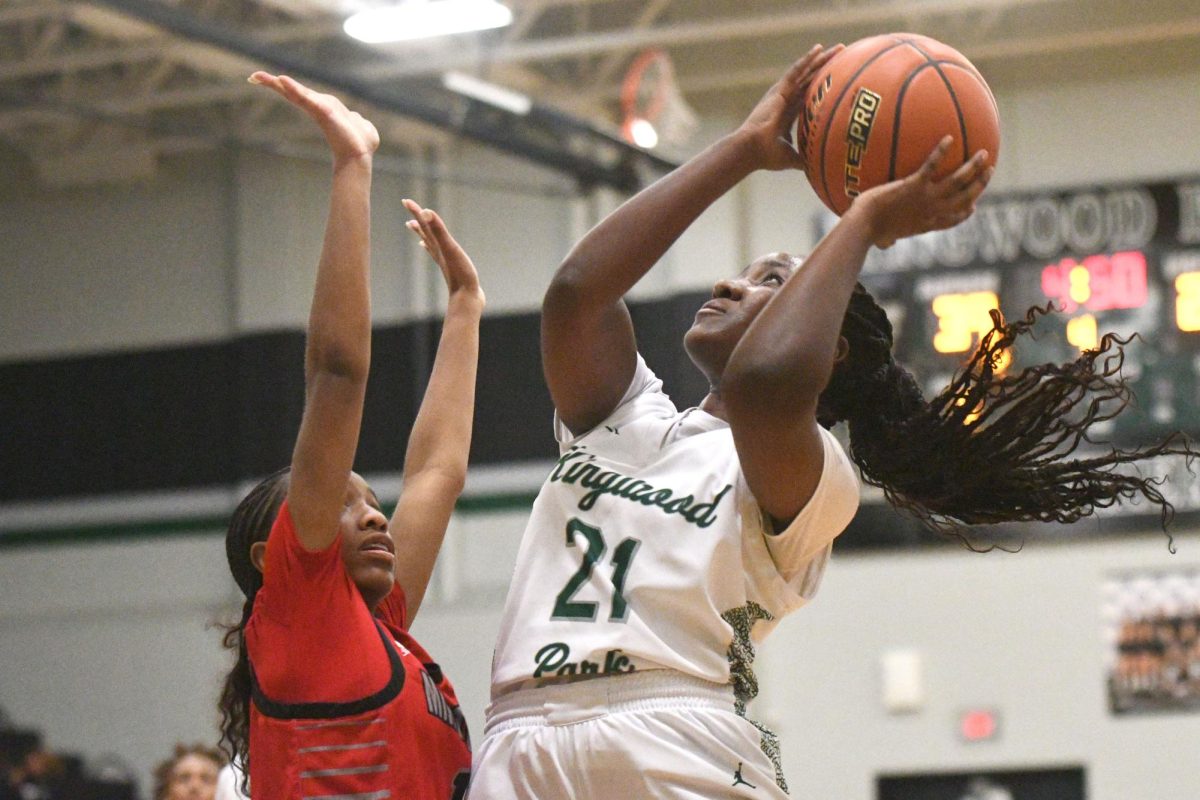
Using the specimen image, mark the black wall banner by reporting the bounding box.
[0,293,711,505]
[877,766,1085,800]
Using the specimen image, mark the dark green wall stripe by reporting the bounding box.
[1,492,1186,551]
[0,492,541,550]
[0,515,234,549]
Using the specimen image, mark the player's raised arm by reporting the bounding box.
[389,200,485,623]
[249,72,381,552]
[223,74,475,800]
[722,139,991,526]
[543,45,842,435]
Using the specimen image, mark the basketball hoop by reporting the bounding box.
[620,49,698,151]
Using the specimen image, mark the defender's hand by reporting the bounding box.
[249,72,380,164]
[403,199,485,304]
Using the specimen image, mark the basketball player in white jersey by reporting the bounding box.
[468,45,992,797]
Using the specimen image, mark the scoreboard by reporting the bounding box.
[816,179,1200,521]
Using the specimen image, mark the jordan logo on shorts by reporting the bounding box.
[732,762,756,789]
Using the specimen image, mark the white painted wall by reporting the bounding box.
[995,69,1200,191]
[0,154,236,362]
[0,141,575,365]
[435,143,576,316]
[760,530,1200,800]
[0,534,236,788]
[3,59,1200,799]
[4,68,1198,364]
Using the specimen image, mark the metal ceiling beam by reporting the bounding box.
[0,17,344,83]
[640,15,1200,99]
[0,107,73,133]
[0,2,75,26]
[506,0,636,9]
[82,0,677,190]
[356,0,1073,80]
[965,16,1200,60]
[0,40,164,81]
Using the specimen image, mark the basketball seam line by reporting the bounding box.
[904,41,970,160]
[891,38,969,182]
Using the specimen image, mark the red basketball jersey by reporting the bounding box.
[246,502,471,799]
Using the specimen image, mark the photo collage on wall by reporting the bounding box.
[1102,568,1200,714]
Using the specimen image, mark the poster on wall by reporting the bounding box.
[877,766,1085,800]
[1102,568,1200,714]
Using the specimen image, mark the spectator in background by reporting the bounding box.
[151,744,223,800]
[1,730,57,800]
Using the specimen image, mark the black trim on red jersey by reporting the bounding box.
[249,620,405,720]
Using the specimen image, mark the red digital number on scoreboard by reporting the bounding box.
[1040,251,1149,313]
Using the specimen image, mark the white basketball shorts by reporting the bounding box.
[467,670,790,799]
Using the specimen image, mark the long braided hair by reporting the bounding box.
[217,467,290,797]
[817,284,1193,547]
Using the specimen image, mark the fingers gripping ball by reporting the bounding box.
[801,33,1000,215]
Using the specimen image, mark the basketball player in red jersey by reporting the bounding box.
[216,73,482,799]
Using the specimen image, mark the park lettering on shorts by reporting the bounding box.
[533,642,635,678]
[549,446,732,528]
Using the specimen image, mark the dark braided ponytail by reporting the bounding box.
[217,467,290,797]
[819,284,1194,545]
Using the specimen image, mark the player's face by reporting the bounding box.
[338,473,396,609]
[683,252,799,379]
[166,754,220,800]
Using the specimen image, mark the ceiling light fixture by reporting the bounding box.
[627,118,658,150]
[344,0,513,44]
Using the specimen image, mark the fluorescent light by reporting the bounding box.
[442,71,532,115]
[344,0,513,44]
[628,118,658,149]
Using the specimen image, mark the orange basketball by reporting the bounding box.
[801,33,1000,216]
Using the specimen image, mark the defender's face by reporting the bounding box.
[337,473,395,609]
[683,253,800,377]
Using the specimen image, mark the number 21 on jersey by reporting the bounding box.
[552,518,641,622]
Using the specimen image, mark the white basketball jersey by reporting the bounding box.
[490,356,860,698]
